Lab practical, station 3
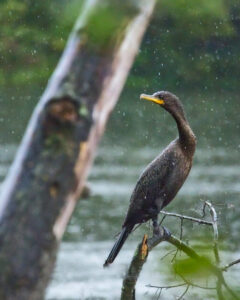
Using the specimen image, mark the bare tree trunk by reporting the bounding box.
[0,0,156,299]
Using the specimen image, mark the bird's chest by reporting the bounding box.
[159,154,191,203]
[146,153,191,200]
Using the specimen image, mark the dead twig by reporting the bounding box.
[178,273,216,290]
[159,215,167,226]
[222,258,240,271]
[171,217,183,262]
[203,201,220,265]
[216,279,224,300]
[160,210,212,226]
[147,283,187,289]
[121,227,217,299]
[160,249,176,261]
[121,203,239,300]
[147,283,188,300]
[178,284,190,300]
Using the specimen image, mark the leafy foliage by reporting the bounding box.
[173,256,213,279]
[1,0,240,90]
[129,0,240,91]
[0,0,80,85]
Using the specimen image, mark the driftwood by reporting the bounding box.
[0,0,156,299]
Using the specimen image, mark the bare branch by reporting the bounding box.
[178,273,216,290]
[147,283,187,289]
[121,227,168,299]
[221,277,239,300]
[159,214,167,226]
[180,217,183,240]
[121,227,214,299]
[171,217,184,262]
[167,234,201,261]
[160,249,176,261]
[154,287,162,300]
[148,283,189,300]
[171,248,179,262]
[178,284,190,300]
[120,235,149,300]
[148,279,216,291]
[160,210,212,225]
[121,202,239,300]
[222,258,240,271]
[203,201,220,264]
[216,279,224,300]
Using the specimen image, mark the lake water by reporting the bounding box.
[0,89,239,299]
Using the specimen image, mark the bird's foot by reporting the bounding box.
[153,226,160,236]
[152,218,160,236]
[162,226,171,239]
[153,223,171,238]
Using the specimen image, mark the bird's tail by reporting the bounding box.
[104,225,133,267]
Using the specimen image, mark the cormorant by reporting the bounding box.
[104,91,196,267]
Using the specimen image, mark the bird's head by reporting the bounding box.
[140,91,185,119]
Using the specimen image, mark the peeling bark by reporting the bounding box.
[121,235,149,300]
[0,0,156,299]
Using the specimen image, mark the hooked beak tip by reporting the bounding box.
[140,94,165,105]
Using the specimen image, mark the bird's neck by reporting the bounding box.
[172,111,196,155]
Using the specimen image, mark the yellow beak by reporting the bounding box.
[140,94,164,105]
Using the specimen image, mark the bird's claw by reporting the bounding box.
[152,218,160,235]
[162,226,171,239]
[153,224,171,238]
[153,225,160,236]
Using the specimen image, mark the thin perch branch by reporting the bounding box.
[147,283,187,289]
[203,201,220,264]
[121,224,239,300]
[148,280,215,290]
[160,210,212,225]
[120,227,217,299]
[177,274,216,290]
[222,258,240,271]
[178,284,190,300]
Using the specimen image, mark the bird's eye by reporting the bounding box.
[153,91,165,101]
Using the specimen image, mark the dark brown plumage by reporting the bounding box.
[104,91,196,267]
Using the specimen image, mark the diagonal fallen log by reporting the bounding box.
[0,0,156,299]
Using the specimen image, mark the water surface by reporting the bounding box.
[0,90,239,299]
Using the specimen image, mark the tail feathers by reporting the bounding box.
[104,226,133,267]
